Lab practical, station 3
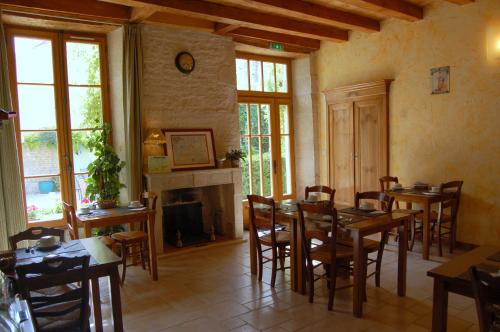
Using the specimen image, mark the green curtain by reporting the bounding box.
[0,18,26,250]
[123,24,143,201]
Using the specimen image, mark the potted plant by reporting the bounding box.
[225,149,246,168]
[85,123,125,209]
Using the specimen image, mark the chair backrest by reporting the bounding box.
[355,191,395,213]
[297,202,338,266]
[63,201,79,240]
[140,191,158,210]
[9,227,65,250]
[469,265,500,332]
[379,176,400,209]
[305,185,336,205]
[437,181,463,224]
[15,255,91,332]
[247,195,277,250]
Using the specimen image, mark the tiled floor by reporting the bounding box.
[97,234,479,332]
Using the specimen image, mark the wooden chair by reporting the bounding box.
[9,227,65,250]
[434,181,463,256]
[247,194,291,288]
[349,191,395,287]
[305,185,336,205]
[15,255,91,332]
[63,202,79,241]
[111,192,157,284]
[469,266,500,332]
[297,202,366,310]
[379,176,422,250]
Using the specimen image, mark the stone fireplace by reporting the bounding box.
[144,168,243,253]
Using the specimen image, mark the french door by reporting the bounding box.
[6,27,109,225]
[238,97,295,200]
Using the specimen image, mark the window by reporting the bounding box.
[6,27,110,225]
[236,54,294,200]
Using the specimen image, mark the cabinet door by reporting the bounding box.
[329,102,355,205]
[354,97,387,193]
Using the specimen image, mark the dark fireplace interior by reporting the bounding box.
[162,188,212,247]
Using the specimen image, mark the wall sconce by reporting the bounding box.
[486,24,500,61]
[144,128,167,144]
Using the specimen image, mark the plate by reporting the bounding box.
[128,204,144,209]
[36,243,61,251]
[422,191,439,196]
[128,207,147,211]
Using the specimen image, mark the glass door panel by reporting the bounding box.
[279,104,293,196]
[12,35,64,222]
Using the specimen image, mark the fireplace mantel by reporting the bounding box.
[144,168,243,253]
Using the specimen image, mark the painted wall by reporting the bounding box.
[141,25,239,162]
[313,0,500,245]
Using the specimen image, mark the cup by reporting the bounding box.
[430,186,440,193]
[393,183,402,189]
[129,200,142,208]
[80,207,90,214]
[360,202,374,210]
[38,235,56,248]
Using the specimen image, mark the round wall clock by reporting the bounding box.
[175,51,195,74]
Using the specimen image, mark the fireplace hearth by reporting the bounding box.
[163,201,210,247]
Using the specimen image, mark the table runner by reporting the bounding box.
[340,207,388,217]
[15,240,85,260]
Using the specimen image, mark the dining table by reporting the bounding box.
[248,200,411,317]
[13,237,124,332]
[77,207,158,281]
[427,245,500,332]
[386,187,452,260]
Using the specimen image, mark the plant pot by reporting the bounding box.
[230,159,240,168]
[38,180,55,194]
[97,200,116,209]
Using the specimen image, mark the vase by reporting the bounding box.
[230,160,240,168]
[97,200,116,209]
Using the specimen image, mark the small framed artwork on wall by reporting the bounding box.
[431,66,450,94]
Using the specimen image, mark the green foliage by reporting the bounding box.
[85,123,125,203]
[23,132,57,150]
[225,149,247,161]
[92,225,124,236]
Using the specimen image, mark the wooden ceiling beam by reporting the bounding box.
[0,0,130,24]
[99,0,349,42]
[130,7,156,23]
[216,0,380,32]
[344,0,423,21]
[232,35,312,54]
[143,11,215,32]
[224,26,320,51]
[214,22,239,34]
[444,0,474,4]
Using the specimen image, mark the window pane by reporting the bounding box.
[236,59,249,91]
[276,63,288,93]
[14,37,53,84]
[260,104,271,135]
[75,174,90,210]
[240,137,250,197]
[262,137,272,197]
[281,136,292,195]
[263,62,275,92]
[251,137,261,195]
[69,87,103,129]
[249,60,262,91]
[25,176,62,222]
[66,42,101,85]
[17,85,56,130]
[72,131,96,173]
[21,132,60,177]
[249,104,259,135]
[280,104,289,134]
[239,103,248,135]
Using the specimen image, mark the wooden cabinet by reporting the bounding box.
[324,80,392,205]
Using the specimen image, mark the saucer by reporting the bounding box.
[359,206,376,212]
[422,191,439,196]
[128,204,144,209]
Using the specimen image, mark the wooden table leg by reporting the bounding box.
[397,217,408,297]
[291,217,301,293]
[91,278,103,332]
[431,278,448,332]
[84,222,92,238]
[249,223,257,275]
[422,202,431,260]
[147,213,158,281]
[352,231,364,317]
[109,267,124,332]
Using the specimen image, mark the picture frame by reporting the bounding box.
[161,129,216,171]
[147,155,171,174]
[431,66,450,94]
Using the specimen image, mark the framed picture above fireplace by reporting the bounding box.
[161,128,216,171]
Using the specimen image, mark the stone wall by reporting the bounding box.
[141,25,239,161]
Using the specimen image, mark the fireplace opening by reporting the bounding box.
[163,201,211,247]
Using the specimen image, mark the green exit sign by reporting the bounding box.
[270,42,283,51]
